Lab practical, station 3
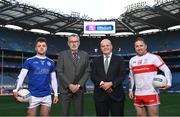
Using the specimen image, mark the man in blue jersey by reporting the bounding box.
[13,37,59,116]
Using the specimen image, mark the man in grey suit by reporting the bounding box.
[57,34,90,116]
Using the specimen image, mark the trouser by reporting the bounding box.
[60,89,84,116]
[95,98,124,116]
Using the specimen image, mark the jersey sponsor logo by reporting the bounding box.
[144,58,148,64]
[47,61,51,66]
[33,61,39,64]
[132,64,157,74]
[34,67,50,74]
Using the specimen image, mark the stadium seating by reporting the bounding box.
[1,28,180,92]
[1,28,180,54]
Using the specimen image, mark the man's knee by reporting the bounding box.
[40,105,50,116]
[27,108,37,117]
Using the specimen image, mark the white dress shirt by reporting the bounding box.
[103,52,112,67]
[100,53,112,86]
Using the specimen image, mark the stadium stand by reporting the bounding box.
[0,73,16,86]
[1,28,180,54]
[1,28,180,93]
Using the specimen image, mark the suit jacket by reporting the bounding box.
[91,54,126,102]
[57,50,90,93]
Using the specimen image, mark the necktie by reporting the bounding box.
[72,52,78,63]
[104,56,109,74]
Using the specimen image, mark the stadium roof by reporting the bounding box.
[0,0,180,36]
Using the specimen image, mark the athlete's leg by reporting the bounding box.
[135,105,147,117]
[40,105,51,117]
[40,95,52,116]
[27,107,38,117]
[27,96,40,117]
[144,94,160,117]
[147,105,159,117]
[134,95,147,117]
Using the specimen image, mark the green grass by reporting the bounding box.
[0,93,179,116]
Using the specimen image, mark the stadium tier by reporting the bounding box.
[1,28,180,54]
[0,28,180,93]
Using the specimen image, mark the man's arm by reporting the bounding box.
[154,55,172,89]
[13,69,28,93]
[128,69,134,99]
[51,72,58,96]
[91,59,103,88]
[57,53,71,88]
[128,70,134,92]
[78,55,91,87]
[159,64,172,89]
[51,72,59,104]
[112,57,126,88]
[13,69,28,100]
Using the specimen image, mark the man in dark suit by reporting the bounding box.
[91,39,126,116]
[57,34,90,116]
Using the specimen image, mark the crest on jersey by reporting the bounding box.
[33,61,39,64]
[47,61,51,66]
[144,58,148,64]
[138,60,142,65]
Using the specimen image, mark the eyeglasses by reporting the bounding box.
[69,41,79,43]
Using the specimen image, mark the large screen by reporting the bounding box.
[84,21,116,34]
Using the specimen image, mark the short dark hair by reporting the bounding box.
[35,37,47,46]
[135,37,146,44]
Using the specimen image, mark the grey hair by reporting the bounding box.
[68,34,80,42]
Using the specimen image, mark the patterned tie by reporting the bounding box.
[104,56,109,74]
[72,52,78,63]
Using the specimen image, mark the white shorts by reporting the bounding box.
[28,95,52,109]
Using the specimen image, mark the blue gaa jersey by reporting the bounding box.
[23,56,55,97]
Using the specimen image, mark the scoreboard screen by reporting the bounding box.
[84,21,115,34]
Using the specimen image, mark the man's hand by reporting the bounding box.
[106,88,113,93]
[53,96,59,104]
[159,84,171,90]
[99,81,104,87]
[13,92,22,102]
[100,82,112,91]
[13,92,18,99]
[69,84,79,93]
[129,91,134,99]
